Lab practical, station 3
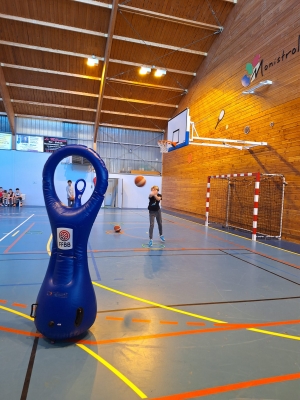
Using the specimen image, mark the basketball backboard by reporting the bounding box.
[167,108,190,151]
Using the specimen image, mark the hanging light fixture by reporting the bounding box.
[139,66,151,75]
[87,55,99,66]
[154,69,166,77]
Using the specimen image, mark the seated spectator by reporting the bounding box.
[14,188,23,207]
[7,189,14,206]
[2,190,8,206]
[0,187,3,206]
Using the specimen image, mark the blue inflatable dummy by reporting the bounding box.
[74,179,86,208]
[32,145,108,340]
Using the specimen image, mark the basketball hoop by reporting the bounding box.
[158,140,178,153]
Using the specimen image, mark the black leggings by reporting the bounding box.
[149,209,163,239]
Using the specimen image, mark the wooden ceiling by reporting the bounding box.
[0,0,237,142]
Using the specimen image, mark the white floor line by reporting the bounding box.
[0,214,35,242]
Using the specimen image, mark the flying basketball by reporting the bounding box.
[114,225,121,232]
[134,175,146,187]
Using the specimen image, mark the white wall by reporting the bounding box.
[0,150,162,208]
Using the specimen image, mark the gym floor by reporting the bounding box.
[1,206,300,400]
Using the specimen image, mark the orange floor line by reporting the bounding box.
[0,326,42,338]
[105,316,124,321]
[250,249,300,269]
[79,318,300,346]
[160,320,178,325]
[4,222,35,254]
[149,371,300,399]
[132,319,151,323]
[12,303,27,308]
[0,300,7,304]
[214,319,300,329]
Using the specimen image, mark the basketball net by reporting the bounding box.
[158,140,178,153]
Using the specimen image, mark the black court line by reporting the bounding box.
[97,296,300,313]
[20,336,39,400]
[248,249,300,271]
[85,252,252,259]
[222,250,300,286]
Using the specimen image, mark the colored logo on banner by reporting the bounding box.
[241,54,261,87]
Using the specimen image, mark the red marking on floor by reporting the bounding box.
[105,316,124,321]
[150,371,300,399]
[132,319,151,323]
[0,300,7,304]
[160,320,178,325]
[186,322,206,326]
[0,326,42,338]
[4,222,35,254]
[12,303,27,309]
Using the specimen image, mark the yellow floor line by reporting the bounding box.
[76,344,147,399]
[12,230,20,237]
[0,305,34,321]
[0,304,147,398]
[248,327,300,341]
[92,283,300,341]
[92,282,225,324]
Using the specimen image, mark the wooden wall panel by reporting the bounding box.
[162,0,300,243]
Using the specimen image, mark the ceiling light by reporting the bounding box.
[87,55,99,66]
[154,69,166,77]
[139,66,151,75]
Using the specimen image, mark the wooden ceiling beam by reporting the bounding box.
[0,40,104,62]
[6,83,179,107]
[101,110,169,120]
[108,78,185,92]
[2,63,185,91]
[7,82,99,97]
[0,41,194,76]
[109,59,196,76]
[71,0,112,8]
[103,96,178,108]
[1,63,101,81]
[0,65,15,135]
[0,14,207,56]
[13,113,95,125]
[7,99,169,120]
[100,123,164,133]
[118,5,221,31]
[11,99,97,112]
[113,35,207,56]
[93,0,119,144]
[0,14,107,38]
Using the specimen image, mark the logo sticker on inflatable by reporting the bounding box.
[57,228,73,250]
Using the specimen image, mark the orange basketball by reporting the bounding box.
[134,175,146,187]
[114,225,121,232]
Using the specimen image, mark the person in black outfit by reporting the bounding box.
[148,185,165,247]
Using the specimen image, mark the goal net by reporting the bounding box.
[205,173,285,240]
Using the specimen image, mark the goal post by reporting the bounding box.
[205,172,285,240]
